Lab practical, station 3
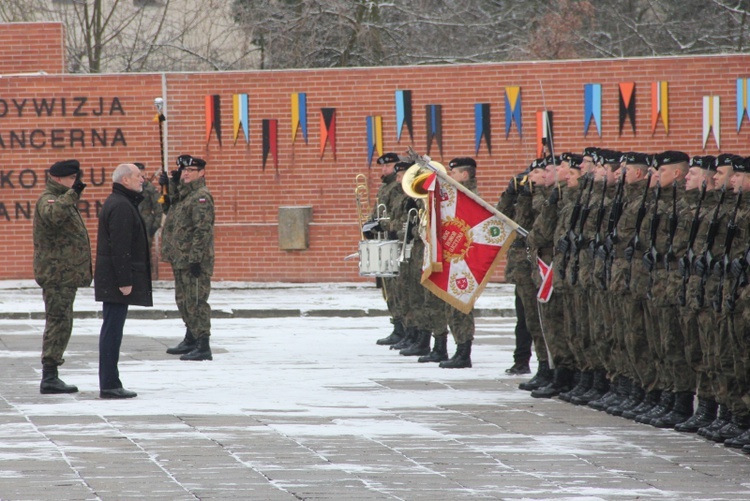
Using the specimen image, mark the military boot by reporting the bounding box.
[608,382,645,416]
[439,341,472,369]
[723,419,750,448]
[588,376,623,411]
[715,413,750,443]
[505,361,531,375]
[560,370,593,403]
[571,369,610,406]
[698,404,730,438]
[635,390,674,424]
[377,319,405,346]
[400,329,431,357]
[391,327,417,351]
[651,391,694,428]
[675,398,718,433]
[180,336,212,361]
[606,378,634,415]
[530,367,574,398]
[518,360,552,391]
[40,365,78,394]
[418,334,448,363]
[166,329,196,355]
[622,389,661,420]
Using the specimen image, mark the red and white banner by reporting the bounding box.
[536,257,554,303]
[421,172,521,313]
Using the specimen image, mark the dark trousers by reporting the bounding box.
[513,289,532,364]
[99,302,128,390]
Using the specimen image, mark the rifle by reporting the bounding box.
[588,177,608,260]
[571,173,595,285]
[601,166,626,288]
[696,184,727,307]
[625,171,653,289]
[643,181,662,300]
[678,179,707,306]
[557,174,589,281]
[663,181,679,271]
[712,187,742,312]
[727,247,750,312]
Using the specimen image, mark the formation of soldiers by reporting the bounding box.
[367,153,477,369]
[499,147,750,454]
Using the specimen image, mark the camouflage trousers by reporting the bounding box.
[679,306,709,398]
[174,267,212,339]
[539,292,574,369]
[41,286,77,367]
[446,306,474,344]
[381,277,402,323]
[622,296,658,391]
[588,288,612,374]
[722,311,749,417]
[515,279,547,364]
[697,308,726,405]
[655,303,695,393]
[568,288,593,371]
[405,242,447,335]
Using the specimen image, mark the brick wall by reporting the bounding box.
[2,23,750,282]
[0,22,65,75]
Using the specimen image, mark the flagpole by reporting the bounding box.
[407,147,528,237]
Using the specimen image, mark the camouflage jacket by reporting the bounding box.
[139,181,163,238]
[33,178,92,288]
[370,173,398,220]
[161,177,215,273]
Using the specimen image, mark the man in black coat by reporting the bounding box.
[95,163,153,399]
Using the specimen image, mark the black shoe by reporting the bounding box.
[100,388,137,399]
[400,329,432,357]
[571,370,611,406]
[439,341,472,369]
[530,367,574,398]
[418,334,448,363]
[605,378,634,415]
[651,391,694,428]
[717,415,750,443]
[699,405,731,438]
[505,362,531,375]
[180,336,213,361]
[377,319,405,345]
[166,329,197,355]
[724,428,750,448]
[622,389,661,420]
[608,382,644,416]
[675,398,718,433]
[560,371,593,403]
[519,360,552,391]
[391,327,417,350]
[40,365,78,394]
[635,390,674,424]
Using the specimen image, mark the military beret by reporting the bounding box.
[530,158,546,170]
[448,157,476,170]
[134,162,146,170]
[560,152,573,162]
[49,159,80,177]
[733,157,749,173]
[568,154,584,170]
[654,151,689,167]
[624,152,651,167]
[715,153,742,169]
[544,155,562,167]
[689,155,717,172]
[602,150,624,165]
[176,155,206,169]
[583,147,600,158]
[393,161,414,172]
[377,152,400,165]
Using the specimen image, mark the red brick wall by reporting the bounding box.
[2,24,750,283]
[0,22,65,75]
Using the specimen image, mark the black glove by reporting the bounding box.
[520,182,533,197]
[595,245,608,261]
[694,256,707,276]
[362,220,382,239]
[555,236,570,255]
[158,171,169,187]
[72,178,86,196]
[730,258,746,278]
[547,187,560,205]
[189,262,201,277]
[623,245,634,262]
[162,197,170,214]
[505,178,517,197]
[171,168,182,184]
[642,250,655,271]
[678,256,689,277]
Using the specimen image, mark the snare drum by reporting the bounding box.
[359,239,401,277]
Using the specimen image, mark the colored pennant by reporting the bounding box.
[474,103,491,155]
[703,95,721,149]
[651,81,669,134]
[536,110,553,158]
[584,83,602,137]
[618,82,636,135]
[205,94,222,146]
[262,119,278,171]
[395,90,413,142]
[291,92,308,144]
[504,86,522,138]
[320,108,336,159]
[425,104,443,158]
[366,115,383,166]
[232,93,249,145]
[737,78,750,132]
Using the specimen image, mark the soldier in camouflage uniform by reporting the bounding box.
[134,162,163,256]
[33,159,91,394]
[161,155,215,361]
[371,153,407,346]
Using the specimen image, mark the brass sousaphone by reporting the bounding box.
[401,161,447,199]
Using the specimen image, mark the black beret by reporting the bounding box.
[377,152,400,165]
[715,153,742,169]
[448,157,476,170]
[134,162,146,170]
[602,150,624,165]
[654,151,689,167]
[543,155,562,167]
[394,161,414,172]
[560,152,573,162]
[530,158,546,170]
[191,157,207,169]
[624,152,651,167]
[689,155,717,172]
[568,154,584,170]
[49,159,80,177]
[734,157,750,173]
[583,147,600,158]
[176,155,206,169]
